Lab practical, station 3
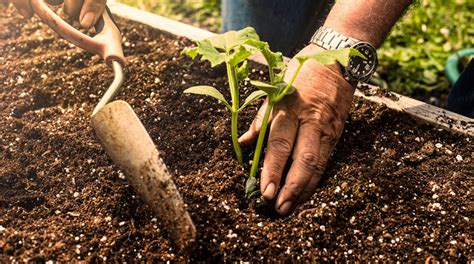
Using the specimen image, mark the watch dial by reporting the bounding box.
[348,42,378,81]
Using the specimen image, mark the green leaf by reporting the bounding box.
[246,39,286,84]
[195,40,226,67]
[183,86,231,110]
[274,69,286,84]
[227,45,254,67]
[250,80,279,96]
[236,60,249,82]
[245,177,260,199]
[181,47,198,59]
[261,44,285,70]
[276,83,296,95]
[296,48,366,67]
[207,27,259,52]
[238,90,267,112]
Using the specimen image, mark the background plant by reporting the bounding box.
[375,0,474,105]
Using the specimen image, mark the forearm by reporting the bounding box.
[324,0,413,47]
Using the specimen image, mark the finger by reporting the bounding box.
[296,138,332,204]
[275,122,321,215]
[79,0,106,29]
[260,111,298,200]
[238,99,269,146]
[63,0,83,20]
[12,0,34,18]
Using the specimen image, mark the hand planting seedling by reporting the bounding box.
[182,27,364,198]
[182,27,268,164]
[243,46,365,198]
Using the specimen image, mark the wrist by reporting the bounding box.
[295,44,356,88]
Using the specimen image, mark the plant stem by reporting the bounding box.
[226,61,243,164]
[231,111,243,164]
[268,64,275,84]
[275,61,304,102]
[247,61,303,178]
[249,102,274,178]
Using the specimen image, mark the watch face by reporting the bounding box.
[347,42,378,82]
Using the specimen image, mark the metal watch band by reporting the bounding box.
[310,26,359,50]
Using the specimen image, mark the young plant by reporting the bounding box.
[244,46,366,198]
[182,26,365,199]
[182,27,267,164]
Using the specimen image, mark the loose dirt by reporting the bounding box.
[1,4,472,262]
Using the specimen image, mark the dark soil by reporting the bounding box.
[1,4,473,262]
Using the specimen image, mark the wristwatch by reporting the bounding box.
[310,26,378,83]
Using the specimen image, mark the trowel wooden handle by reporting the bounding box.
[91,100,196,251]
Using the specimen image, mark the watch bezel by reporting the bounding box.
[346,42,378,83]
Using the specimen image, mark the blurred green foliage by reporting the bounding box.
[119,0,473,101]
[377,0,474,98]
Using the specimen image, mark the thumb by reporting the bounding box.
[79,0,106,29]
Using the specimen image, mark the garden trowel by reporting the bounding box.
[30,0,196,251]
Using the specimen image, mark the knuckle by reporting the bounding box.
[298,151,319,169]
[314,163,327,176]
[253,113,263,125]
[268,137,292,155]
[251,115,263,132]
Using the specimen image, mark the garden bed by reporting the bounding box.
[1,4,473,262]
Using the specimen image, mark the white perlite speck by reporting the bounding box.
[455,155,463,161]
[350,216,356,224]
[0,225,5,231]
[435,143,443,148]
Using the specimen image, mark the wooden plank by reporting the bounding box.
[108,1,473,136]
[355,86,473,136]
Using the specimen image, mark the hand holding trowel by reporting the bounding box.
[30,0,196,251]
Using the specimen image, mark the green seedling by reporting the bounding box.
[182,27,268,164]
[244,46,366,198]
[182,27,365,199]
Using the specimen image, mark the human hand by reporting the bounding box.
[11,0,106,29]
[239,44,355,216]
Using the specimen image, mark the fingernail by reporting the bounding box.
[278,201,292,215]
[263,183,276,199]
[80,12,95,28]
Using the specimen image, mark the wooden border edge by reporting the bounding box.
[108,1,473,137]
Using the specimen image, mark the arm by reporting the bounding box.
[240,0,413,216]
[324,0,413,47]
